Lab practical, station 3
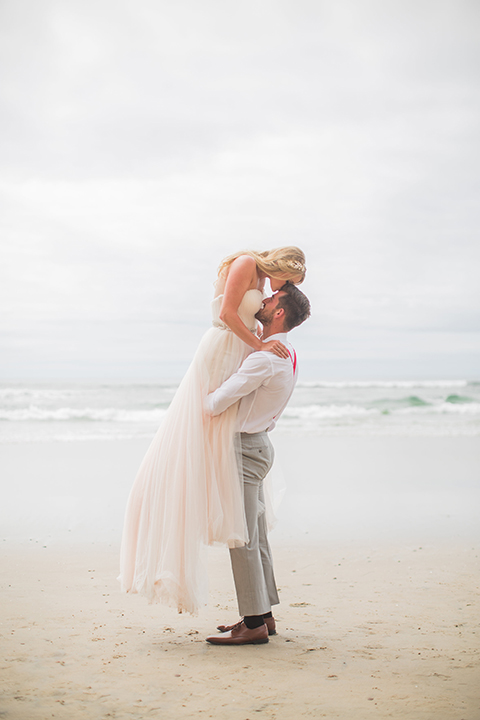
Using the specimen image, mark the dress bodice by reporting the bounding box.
[211,289,264,333]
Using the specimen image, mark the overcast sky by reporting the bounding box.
[1,0,479,381]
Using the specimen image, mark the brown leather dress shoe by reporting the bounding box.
[217,616,276,636]
[206,621,269,645]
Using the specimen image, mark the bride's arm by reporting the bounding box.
[219,256,289,358]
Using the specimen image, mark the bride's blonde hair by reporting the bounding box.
[218,246,306,284]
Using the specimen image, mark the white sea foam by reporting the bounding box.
[0,387,84,400]
[296,380,469,389]
[282,402,480,421]
[0,406,167,423]
[1,380,479,441]
[282,404,379,420]
[396,402,480,416]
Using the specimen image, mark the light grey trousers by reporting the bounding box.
[229,431,280,617]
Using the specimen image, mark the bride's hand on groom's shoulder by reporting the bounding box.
[262,339,289,359]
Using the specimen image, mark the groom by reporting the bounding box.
[204,282,311,645]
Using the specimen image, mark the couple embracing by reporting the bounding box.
[119,247,311,645]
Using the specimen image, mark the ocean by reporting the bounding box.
[1,379,479,443]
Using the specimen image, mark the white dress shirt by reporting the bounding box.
[204,333,297,433]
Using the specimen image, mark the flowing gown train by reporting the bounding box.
[118,289,264,613]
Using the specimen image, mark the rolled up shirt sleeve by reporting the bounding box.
[204,352,274,416]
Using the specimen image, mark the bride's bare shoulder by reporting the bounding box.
[215,254,257,296]
[228,255,257,272]
[224,255,258,292]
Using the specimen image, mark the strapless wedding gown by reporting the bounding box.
[119,288,264,614]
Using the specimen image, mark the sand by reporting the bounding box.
[1,434,479,718]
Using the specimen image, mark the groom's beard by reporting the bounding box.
[255,307,274,326]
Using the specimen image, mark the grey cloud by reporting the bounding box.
[1,0,479,379]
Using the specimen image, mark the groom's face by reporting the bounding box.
[255,291,285,325]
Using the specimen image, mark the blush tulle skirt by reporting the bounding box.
[118,326,251,614]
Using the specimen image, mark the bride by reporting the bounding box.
[119,247,306,613]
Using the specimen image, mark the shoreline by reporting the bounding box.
[1,434,479,545]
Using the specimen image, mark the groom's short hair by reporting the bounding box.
[278,283,311,331]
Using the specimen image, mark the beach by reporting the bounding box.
[2,0,480,714]
[1,433,479,719]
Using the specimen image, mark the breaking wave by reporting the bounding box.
[296,380,469,389]
[0,406,167,423]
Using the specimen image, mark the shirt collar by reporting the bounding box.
[262,332,288,344]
